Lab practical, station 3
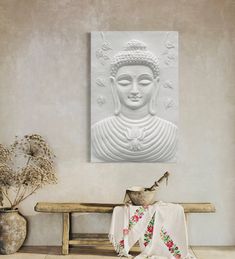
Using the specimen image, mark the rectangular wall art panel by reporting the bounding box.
[91,31,178,163]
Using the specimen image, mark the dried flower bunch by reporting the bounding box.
[0,134,57,209]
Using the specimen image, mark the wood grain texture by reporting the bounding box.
[69,238,110,246]
[35,202,215,213]
[70,233,140,246]
[62,213,70,255]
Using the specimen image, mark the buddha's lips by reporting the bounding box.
[128,96,142,101]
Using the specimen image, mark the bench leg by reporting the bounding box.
[62,212,70,255]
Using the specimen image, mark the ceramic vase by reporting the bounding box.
[0,208,27,254]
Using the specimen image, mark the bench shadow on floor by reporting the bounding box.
[19,246,139,256]
[19,245,235,259]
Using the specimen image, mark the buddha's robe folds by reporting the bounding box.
[91,114,178,162]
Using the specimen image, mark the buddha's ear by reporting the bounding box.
[110,76,121,116]
[149,77,160,115]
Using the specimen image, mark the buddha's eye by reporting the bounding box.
[117,79,132,86]
[139,79,152,86]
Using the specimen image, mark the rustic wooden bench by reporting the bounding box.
[34,202,215,255]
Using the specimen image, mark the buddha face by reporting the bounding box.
[113,65,156,111]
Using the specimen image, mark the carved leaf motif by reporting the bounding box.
[164,59,170,66]
[103,54,110,60]
[97,96,106,106]
[163,33,177,66]
[164,54,176,66]
[165,40,175,49]
[96,49,110,65]
[96,49,103,59]
[167,54,176,60]
[163,80,173,89]
[0,188,3,206]
[101,42,112,51]
[164,98,175,109]
[96,32,112,65]
[96,78,106,87]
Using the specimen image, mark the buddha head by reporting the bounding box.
[110,40,160,116]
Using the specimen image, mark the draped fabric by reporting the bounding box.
[91,114,178,162]
[109,202,196,259]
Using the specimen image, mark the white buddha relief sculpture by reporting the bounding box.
[91,40,178,162]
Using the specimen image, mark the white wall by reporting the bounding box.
[0,0,235,245]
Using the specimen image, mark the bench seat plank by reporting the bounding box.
[35,202,215,213]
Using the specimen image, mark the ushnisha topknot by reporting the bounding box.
[110,39,160,79]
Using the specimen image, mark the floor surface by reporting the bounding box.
[1,246,235,258]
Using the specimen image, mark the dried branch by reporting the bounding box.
[0,134,57,209]
[1,189,13,207]
[13,185,40,208]
[0,188,3,206]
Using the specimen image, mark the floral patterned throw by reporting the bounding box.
[109,202,196,259]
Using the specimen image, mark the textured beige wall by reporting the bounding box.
[0,0,235,245]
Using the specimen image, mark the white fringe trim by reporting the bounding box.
[184,252,197,259]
